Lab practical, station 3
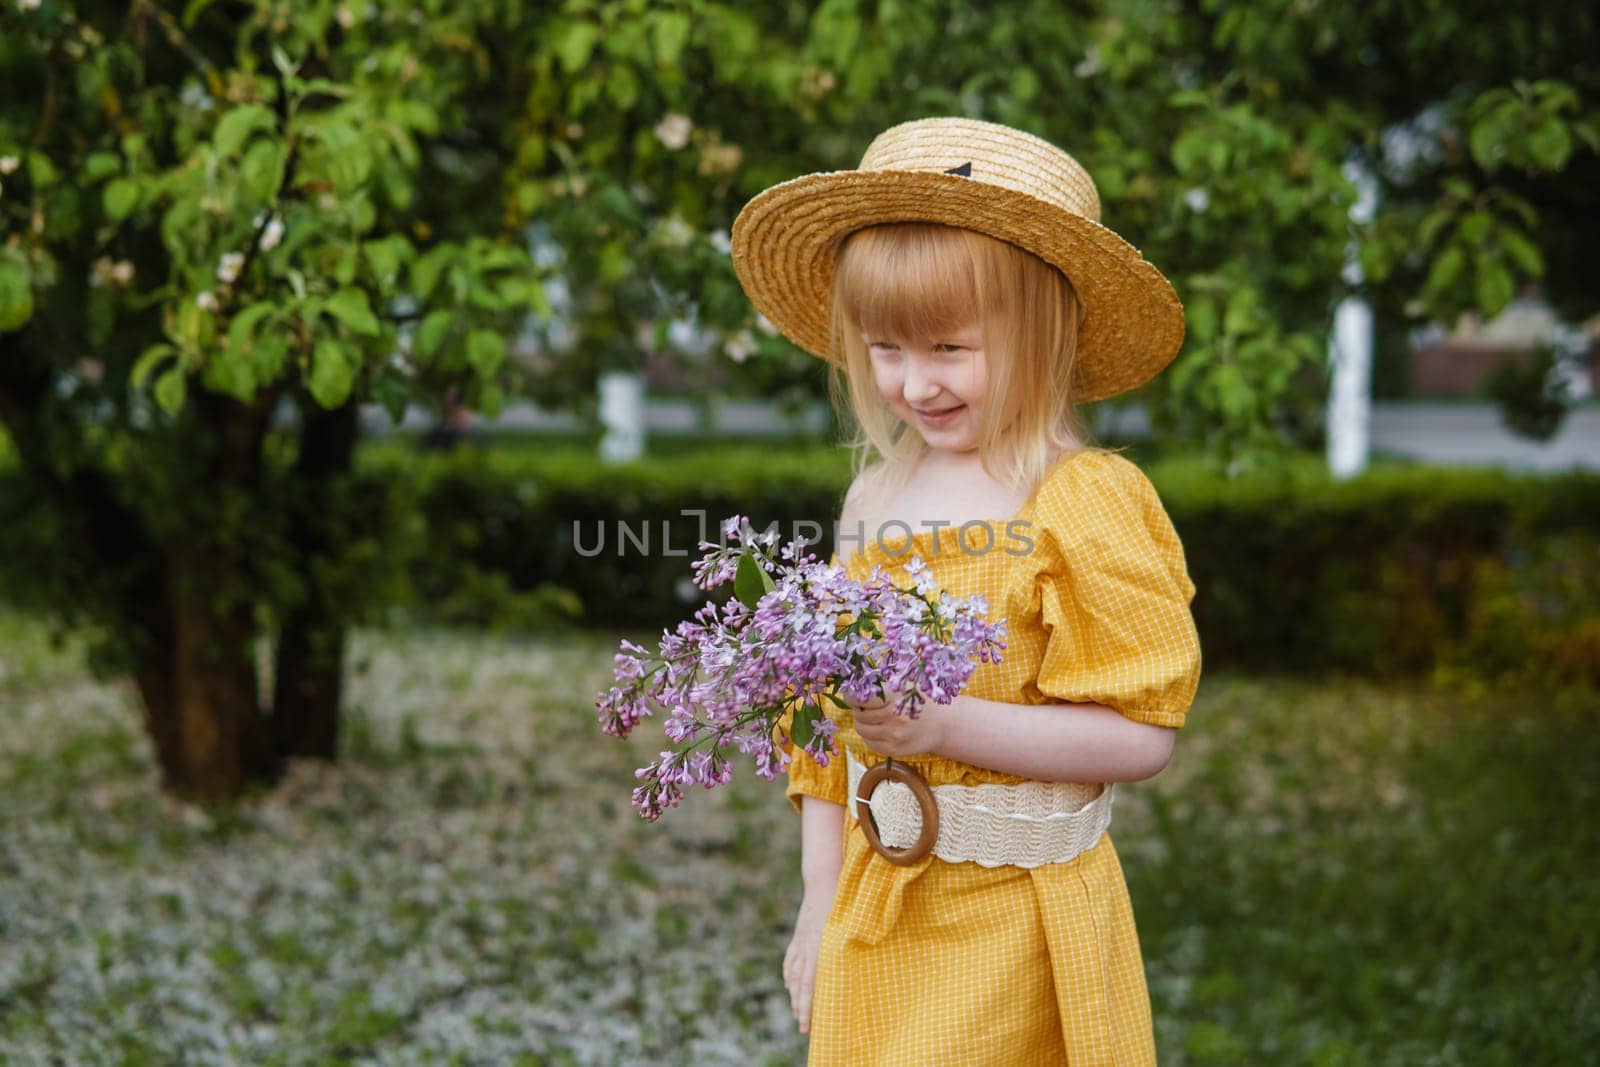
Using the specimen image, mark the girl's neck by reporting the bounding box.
[916,438,1076,479]
[919,446,982,471]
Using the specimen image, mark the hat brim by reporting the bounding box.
[730,169,1185,404]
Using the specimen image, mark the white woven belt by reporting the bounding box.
[846,751,1115,869]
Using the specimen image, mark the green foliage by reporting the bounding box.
[1,2,551,421]
[1433,531,1600,695]
[5,4,1594,449]
[1467,79,1586,175]
[1481,340,1580,442]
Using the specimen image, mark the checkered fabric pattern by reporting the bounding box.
[786,450,1201,1066]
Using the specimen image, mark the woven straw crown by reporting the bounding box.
[730,117,1186,404]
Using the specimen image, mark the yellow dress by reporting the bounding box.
[787,449,1202,1067]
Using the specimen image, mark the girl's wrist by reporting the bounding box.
[922,694,963,757]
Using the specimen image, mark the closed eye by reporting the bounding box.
[867,341,967,354]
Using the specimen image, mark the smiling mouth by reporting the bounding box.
[915,405,963,416]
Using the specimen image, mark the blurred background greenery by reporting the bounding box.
[1,1,1596,1063]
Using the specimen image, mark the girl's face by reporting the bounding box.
[865,322,990,453]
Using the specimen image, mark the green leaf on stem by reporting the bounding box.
[103,178,140,221]
[309,338,357,407]
[416,310,453,358]
[374,370,411,424]
[215,105,276,157]
[465,330,505,376]
[325,288,381,336]
[154,365,187,415]
[791,701,821,749]
[734,551,774,609]
[0,248,33,332]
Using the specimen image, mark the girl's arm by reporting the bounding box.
[799,794,846,888]
[853,694,1176,783]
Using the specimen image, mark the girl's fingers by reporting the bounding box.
[783,928,816,1032]
[786,943,811,1026]
[797,964,813,1033]
[854,700,887,722]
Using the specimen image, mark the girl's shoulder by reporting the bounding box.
[843,458,890,504]
[838,459,891,527]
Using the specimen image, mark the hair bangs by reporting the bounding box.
[834,223,984,345]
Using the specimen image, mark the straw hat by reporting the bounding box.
[730,117,1185,404]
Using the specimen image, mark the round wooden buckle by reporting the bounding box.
[854,758,939,866]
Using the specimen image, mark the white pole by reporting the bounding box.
[598,370,645,463]
[1327,159,1379,479]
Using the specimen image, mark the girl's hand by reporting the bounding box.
[850,690,958,758]
[783,884,837,1035]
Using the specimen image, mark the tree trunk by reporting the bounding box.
[132,567,281,801]
[165,550,278,802]
[272,399,360,761]
[131,606,185,792]
[157,389,283,803]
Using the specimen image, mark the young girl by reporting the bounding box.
[730,117,1201,1066]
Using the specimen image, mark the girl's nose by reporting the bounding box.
[903,360,942,404]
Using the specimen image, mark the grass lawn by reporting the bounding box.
[0,613,1595,1065]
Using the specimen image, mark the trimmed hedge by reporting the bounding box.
[1152,457,1600,686]
[355,440,1600,692]
[3,437,1596,692]
[351,439,857,631]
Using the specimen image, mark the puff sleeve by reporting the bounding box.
[781,551,849,814]
[782,718,848,815]
[1029,453,1201,729]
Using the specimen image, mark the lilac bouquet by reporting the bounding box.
[596,515,1007,821]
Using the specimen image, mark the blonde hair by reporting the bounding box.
[826,222,1114,505]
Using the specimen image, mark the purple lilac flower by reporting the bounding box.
[595,514,1007,821]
